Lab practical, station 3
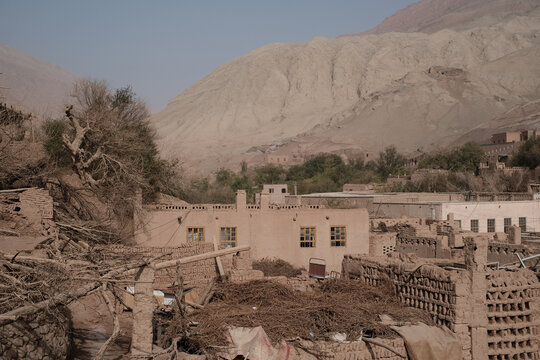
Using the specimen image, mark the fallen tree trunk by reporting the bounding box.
[0,253,168,326]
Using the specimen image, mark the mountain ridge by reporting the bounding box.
[0,44,79,118]
[152,3,540,172]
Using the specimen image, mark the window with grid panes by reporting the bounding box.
[300,227,316,248]
[504,218,511,234]
[470,219,479,233]
[519,217,526,232]
[220,227,237,247]
[187,227,204,242]
[487,219,495,232]
[330,226,346,247]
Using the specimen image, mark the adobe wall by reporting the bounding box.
[343,237,540,360]
[343,255,473,359]
[135,203,369,272]
[485,269,539,360]
[285,195,374,209]
[369,232,396,256]
[102,243,233,291]
[395,235,451,259]
[292,337,407,360]
[373,202,442,220]
[0,310,71,360]
[487,242,531,265]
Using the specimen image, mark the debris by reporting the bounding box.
[252,257,303,277]
[162,278,432,356]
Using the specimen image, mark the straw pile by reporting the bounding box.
[164,278,431,354]
[252,258,303,277]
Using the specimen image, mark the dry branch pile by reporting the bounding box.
[252,257,304,277]
[163,278,432,355]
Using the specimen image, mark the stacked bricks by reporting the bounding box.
[103,243,233,291]
[18,188,53,220]
[0,310,71,360]
[229,250,264,283]
[485,269,540,359]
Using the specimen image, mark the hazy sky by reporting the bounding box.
[0,1,417,111]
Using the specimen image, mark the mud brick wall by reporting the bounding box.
[486,270,540,360]
[342,255,473,359]
[18,188,53,220]
[487,242,531,266]
[307,336,407,359]
[104,243,233,291]
[395,235,451,259]
[369,232,396,256]
[0,310,70,360]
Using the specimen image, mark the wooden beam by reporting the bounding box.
[154,245,249,270]
[213,236,225,277]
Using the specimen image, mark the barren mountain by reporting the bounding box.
[350,0,539,35]
[0,45,78,118]
[152,1,540,172]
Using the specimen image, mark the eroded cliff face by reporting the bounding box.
[152,3,540,172]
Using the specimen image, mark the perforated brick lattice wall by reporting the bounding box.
[342,257,461,329]
[488,243,531,266]
[486,270,540,360]
[382,245,395,255]
[342,255,473,359]
[396,236,437,258]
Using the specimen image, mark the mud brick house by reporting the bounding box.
[134,190,369,272]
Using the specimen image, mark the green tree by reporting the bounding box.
[255,164,285,186]
[510,138,540,169]
[376,146,406,180]
[418,142,483,173]
[44,79,173,202]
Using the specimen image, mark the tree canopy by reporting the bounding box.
[510,137,540,169]
[418,142,483,173]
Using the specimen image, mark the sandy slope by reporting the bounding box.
[152,5,540,172]
[0,45,78,118]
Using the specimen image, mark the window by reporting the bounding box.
[487,219,495,233]
[281,188,286,193]
[269,188,274,193]
[504,218,512,234]
[470,219,479,233]
[519,217,527,232]
[220,227,237,248]
[300,227,316,248]
[187,227,204,242]
[330,226,346,247]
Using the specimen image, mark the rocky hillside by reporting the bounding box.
[0,45,78,118]
[152,1,540,172]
